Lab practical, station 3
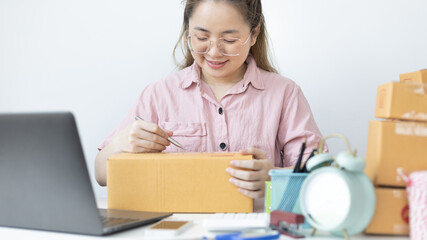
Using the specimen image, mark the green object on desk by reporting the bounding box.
[264,181,271,213]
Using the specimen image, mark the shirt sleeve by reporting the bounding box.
[97,85,159,151]
[277,84,324,167]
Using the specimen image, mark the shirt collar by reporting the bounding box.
[241,55,264,90]
[179,54,264,91]
[180,61,201,89]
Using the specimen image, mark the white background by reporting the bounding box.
[1,0,426,199]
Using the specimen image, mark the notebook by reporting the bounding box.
[0,112,171,235]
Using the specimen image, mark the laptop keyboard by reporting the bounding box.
[203,213,270,231]
[101,216,139,228]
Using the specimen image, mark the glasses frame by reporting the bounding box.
[187,32,252,57]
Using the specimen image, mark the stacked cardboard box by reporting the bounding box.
[399,69,427,84]
[365,70,427,235]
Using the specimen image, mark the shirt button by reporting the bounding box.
[219,142,227,151]
[218,107,223,115]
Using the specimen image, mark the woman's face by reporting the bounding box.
[188,1,257,83]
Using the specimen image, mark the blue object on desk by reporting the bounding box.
[215,231,280,240]
[268,169,310,229]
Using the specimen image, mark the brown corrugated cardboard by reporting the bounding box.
[365,188,409,235]
[375,82,427,122]
[365,120,427,187]
[400,69,427,84]
[107,152,253,213]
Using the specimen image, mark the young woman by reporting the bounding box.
[95,0,324,210]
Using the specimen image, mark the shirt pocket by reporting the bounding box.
[160,122,207,152]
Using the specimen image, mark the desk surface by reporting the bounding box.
[0,199,410,240]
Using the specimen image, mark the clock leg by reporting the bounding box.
[343,228,350,240]
[311,228,317,236]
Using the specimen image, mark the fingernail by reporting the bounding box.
[225,168,231,173]
[230,161,235,165]
[229,178,233,183]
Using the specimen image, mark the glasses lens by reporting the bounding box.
[188,35,247,56]
[218,38,241,56]
[189,36,209,54]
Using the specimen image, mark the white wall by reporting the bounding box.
[1,0,427,198]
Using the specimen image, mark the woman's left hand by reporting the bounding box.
[226,147,274,199]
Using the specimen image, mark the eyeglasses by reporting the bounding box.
[187,33,251,57]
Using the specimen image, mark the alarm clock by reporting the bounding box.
[299,134,376,238]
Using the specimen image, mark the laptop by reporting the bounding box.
[0,112,171,235]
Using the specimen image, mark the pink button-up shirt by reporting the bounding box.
[99,55,323,167]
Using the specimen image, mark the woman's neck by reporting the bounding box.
[201,63,247,88]
[201,63,247,102]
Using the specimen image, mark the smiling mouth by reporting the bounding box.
[206,59,227,64]
[206,59,228,69]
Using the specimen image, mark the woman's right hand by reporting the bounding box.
[95,119,172,186]
[110,119,172,153]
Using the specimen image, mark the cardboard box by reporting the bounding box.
[365,120,427,187]
[365,188,409,235]
[107,152,253,213]
[375,82,427,122]
[400,69,427,84]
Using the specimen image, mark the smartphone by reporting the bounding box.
[145,220,193,237]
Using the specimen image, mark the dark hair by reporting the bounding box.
[173,0,277,73]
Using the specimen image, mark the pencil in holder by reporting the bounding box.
[268,169,310,228]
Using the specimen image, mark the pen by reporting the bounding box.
[292,137,306,173]
[300,148,317,173]
[135,116,186,150]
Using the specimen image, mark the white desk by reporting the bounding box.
[0,199,410,240]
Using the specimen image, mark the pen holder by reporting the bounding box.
[268,169,310,228]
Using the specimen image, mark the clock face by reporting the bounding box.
[302,170,351,230]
